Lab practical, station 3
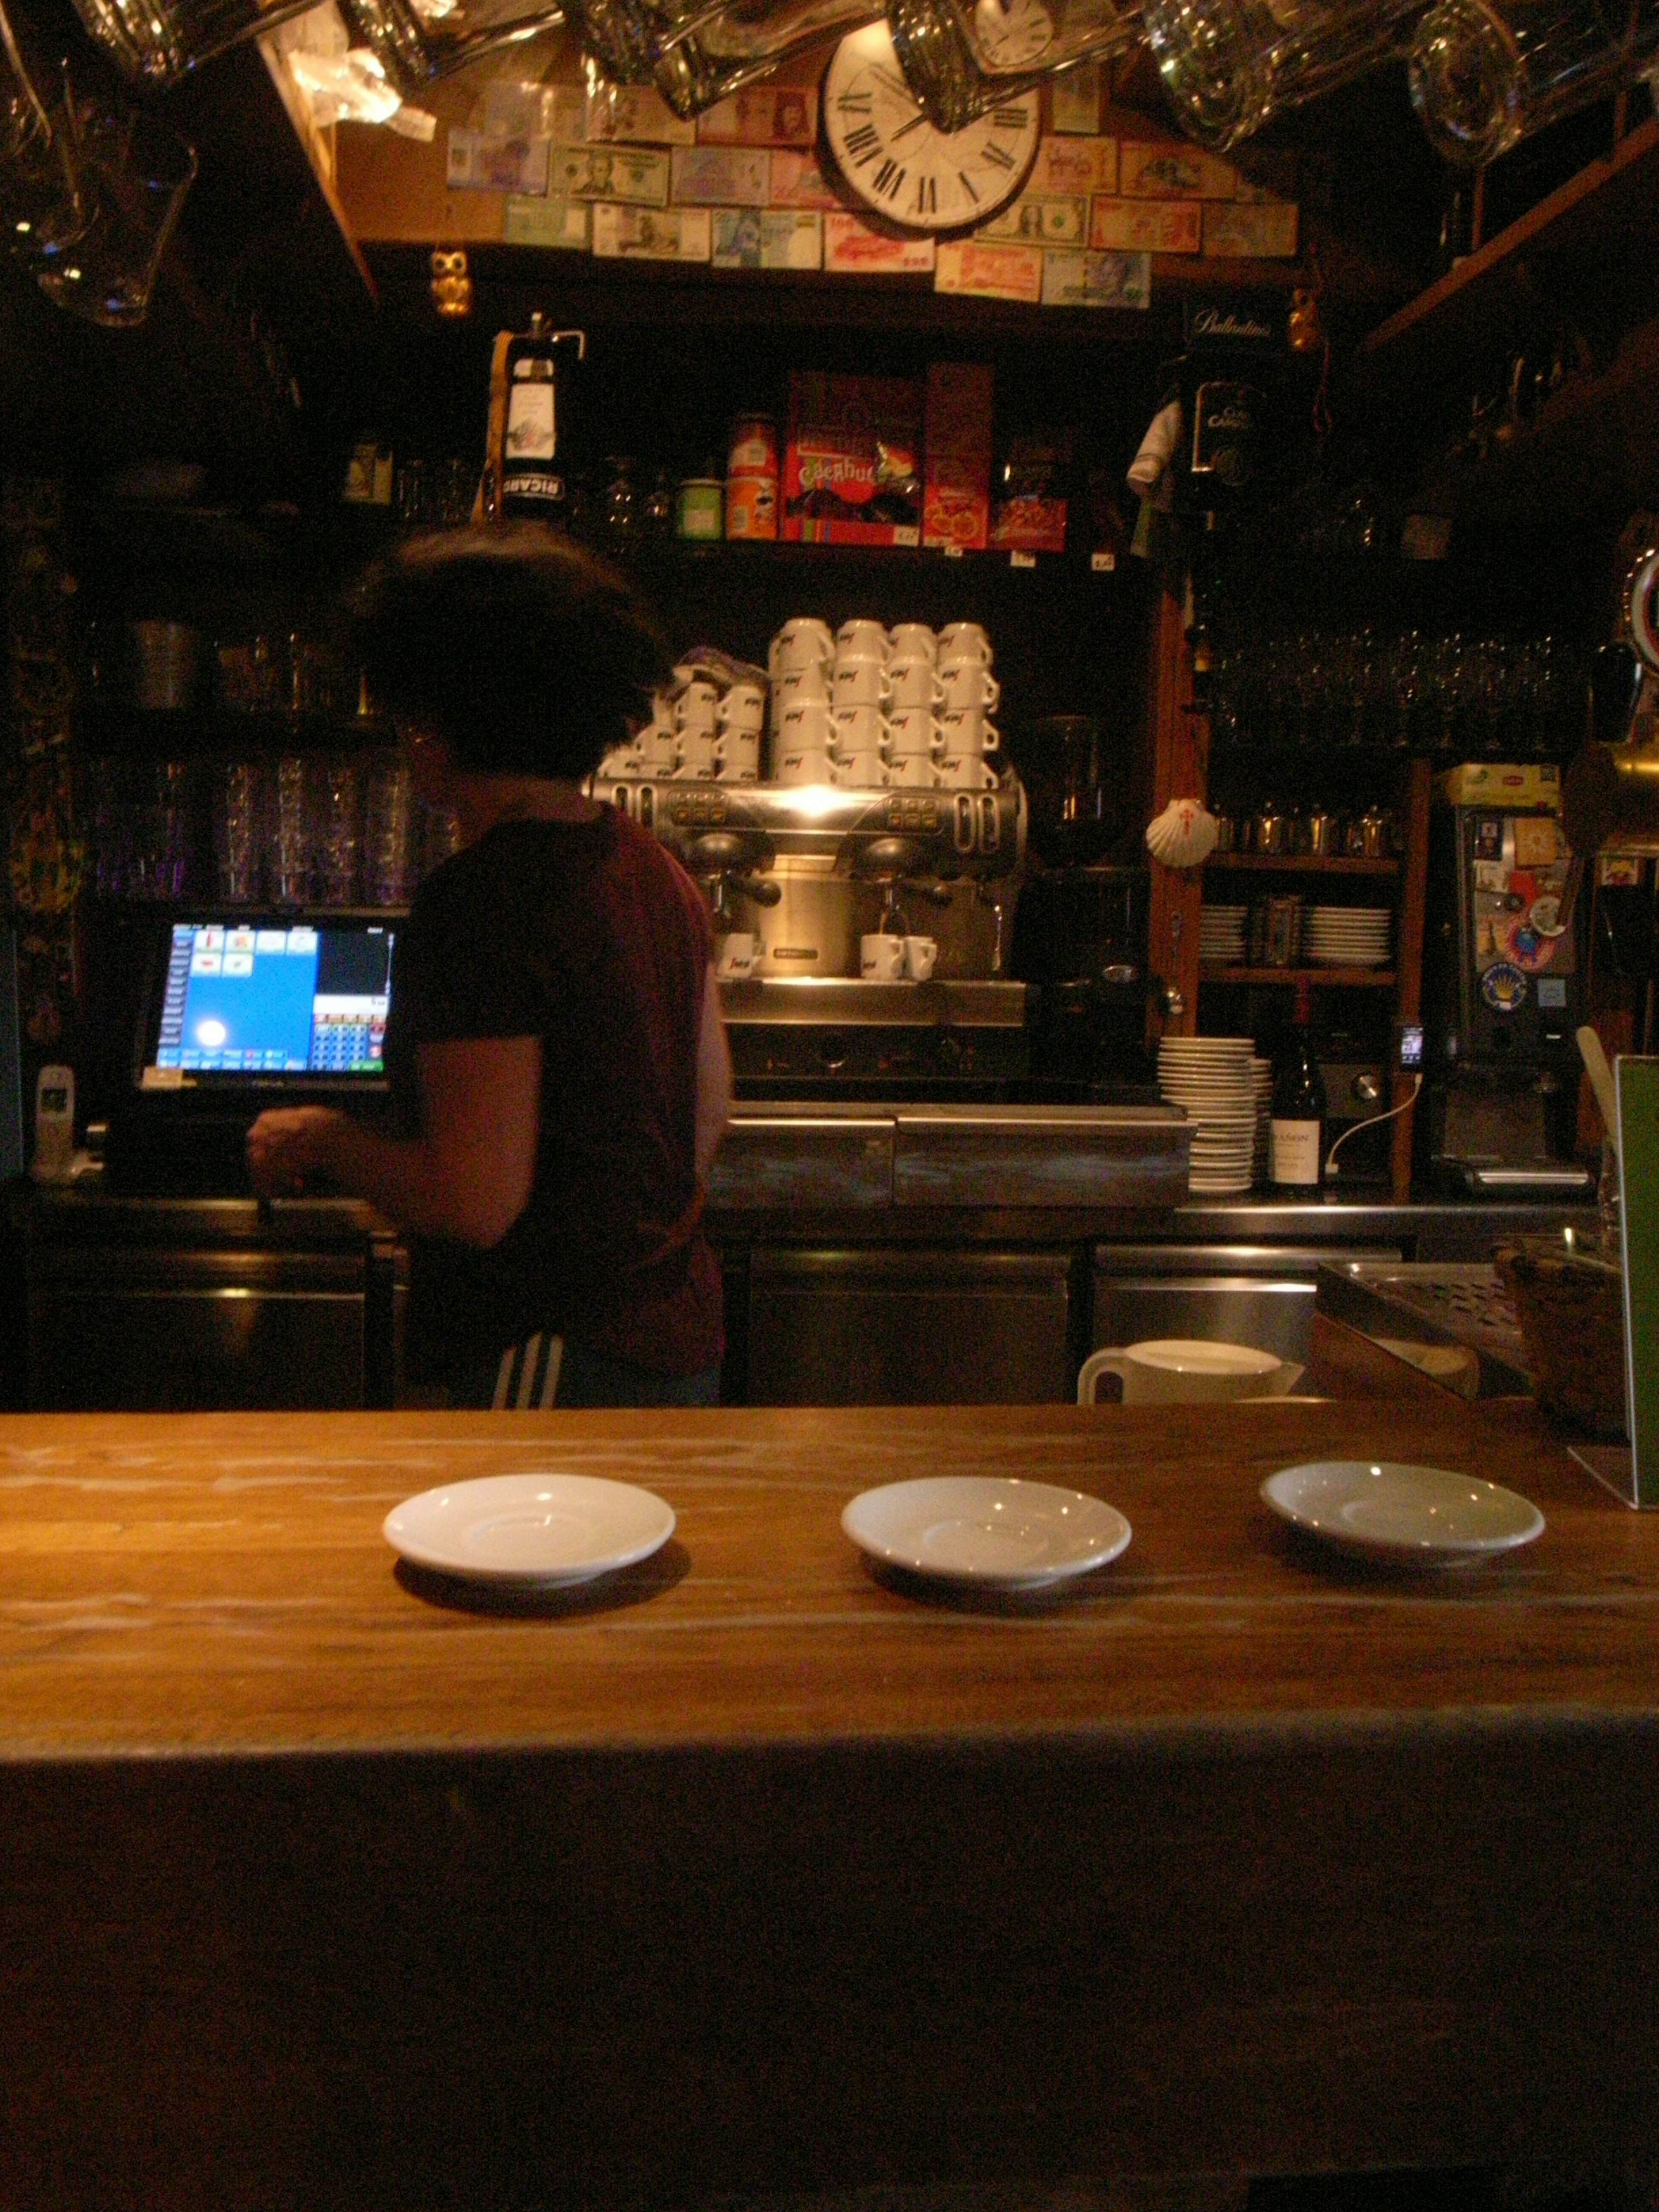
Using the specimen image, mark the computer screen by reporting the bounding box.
[146,921,395,1081]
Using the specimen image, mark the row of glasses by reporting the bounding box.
[1210,628,1580,759]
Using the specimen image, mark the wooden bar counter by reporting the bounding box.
[3,1400,1658,2211]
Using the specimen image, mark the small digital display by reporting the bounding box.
[1397,1022,1425,1071]
[149,922,394,1078]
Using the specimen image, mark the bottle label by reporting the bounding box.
[506,380,556,463]
[1270,1118,1321,1186]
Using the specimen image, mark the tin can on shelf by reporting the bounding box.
[676,476,724,541]
[725,413,778,541]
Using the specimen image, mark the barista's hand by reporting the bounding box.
[247,1106,347,1198]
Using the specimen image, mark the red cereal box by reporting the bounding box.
[781,372,924,546]
[922,362,993,553]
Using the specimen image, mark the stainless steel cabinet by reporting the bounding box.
[746,1246,1074,1405]
[1091,1243,1402,1365]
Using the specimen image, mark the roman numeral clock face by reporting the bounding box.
[822,22,1039,233]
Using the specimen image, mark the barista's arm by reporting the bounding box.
[247,1036,541,1248]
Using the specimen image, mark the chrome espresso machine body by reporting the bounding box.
[594,775,1028,1093]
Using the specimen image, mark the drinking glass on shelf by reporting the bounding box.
[1409,0,1659,167]
[363,754,414,907]
[267,755,314,907]
[213,759,264,905]
[131,760,191,901]
[1143,0,1427,148]
[315,758,361,908]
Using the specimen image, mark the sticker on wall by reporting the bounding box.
[1480,961,1529,1014]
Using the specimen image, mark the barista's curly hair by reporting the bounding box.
[351,525,672,780]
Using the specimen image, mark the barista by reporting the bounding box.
[246,528,730,1408]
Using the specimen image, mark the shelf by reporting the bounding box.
[1204,853,1400,876]
[1357,114,1659,400]
[1200,966,1397,988]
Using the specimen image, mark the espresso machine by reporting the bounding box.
[1421,770,1592,1197]
[594,775,1028,1093]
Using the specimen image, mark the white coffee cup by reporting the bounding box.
[936,621,992,666]
[903,934,938,981]
[938,707,999,755]
[675,730,724,779]
[719,681,766,734]
[715,931,758,981]
[887,623,936,664]
[938,661,1001,712]
[886,705,943,757]
[887,752,941,790]
[676,681,721,736]
[937,753,999,790]
[887,657,945,709]
[776,745,833,786]
[770,619,834,676]
[717,730,761,783]
[833,748,888,788]
[830,702,889,754]
[836,618,890,664]
[1083,1338,1304,1406]
[780,698,833,751]
[860,932,906,981]
[832,660,892,708]
[774,662,831,710]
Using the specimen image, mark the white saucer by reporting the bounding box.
[842,1476,1131,1589]
[1260,1459,1544,1564]
[383,1472,676,1586]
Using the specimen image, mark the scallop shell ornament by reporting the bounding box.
[1145,798,1219,869]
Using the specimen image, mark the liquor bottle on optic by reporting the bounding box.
[1269,978,1327,1192]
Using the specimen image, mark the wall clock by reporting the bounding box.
[821,20,1040,234]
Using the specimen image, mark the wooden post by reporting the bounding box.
[1391,756,1433,1201]
[1146,581,1204,1044]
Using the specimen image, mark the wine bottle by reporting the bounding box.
[1270,979,1328,1191]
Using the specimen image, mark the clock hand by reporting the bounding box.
[888,112,929,139]
[869,61,919,102]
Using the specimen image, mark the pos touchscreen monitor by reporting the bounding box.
[114,918,397,1193]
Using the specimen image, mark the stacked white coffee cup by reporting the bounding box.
[600,663,766,785]
[768,618,1001,790]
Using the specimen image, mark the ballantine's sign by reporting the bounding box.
[1184,297,1281,351]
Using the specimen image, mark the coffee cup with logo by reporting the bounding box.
[887,657,944,710]
[774,662,831,710]
[719,681,766,734]
[770,619,834,677]
[640,715,680,775]
[936,621,992,666]
[833,748,888,788]
[1081,1339,1303,1406]
[776,745,833,786]
[938,661,1001,713]
[887,623,936,664]
[676,681,721,736]
[717,729,761,783]
[887,751,942,790]
[903,935,938,981]
[832,659,892,709]
[938,707,999,755]
[675,729,725,779]
[780,698,833,753]
[715,931,759,981]
[830,702,890,756]
[836,618,890,664]
[860,932,906,981]
[886,705,943,758]
[937,753,999,790]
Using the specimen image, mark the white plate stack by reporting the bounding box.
[1305,906,1392,967]
[1198,903,1247,965]
[1251,1055,1273,1185]
[1158,1036,1259,1196]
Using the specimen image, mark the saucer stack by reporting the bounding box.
[1251,1055,1273,1185]
[1306,906,1392,968]
[1157,1036,1259,1196]
[1198,903,1247,965]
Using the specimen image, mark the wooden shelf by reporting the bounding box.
[1204,853,1401,876]
[1200,966,1397,988]
[1357,114,1659,400]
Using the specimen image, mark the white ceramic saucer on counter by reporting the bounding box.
[842,1476,1131,1590]
[384,1473,676,1587]
[1261,1460,1544,1565]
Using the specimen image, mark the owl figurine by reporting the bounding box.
[430,248,472,321]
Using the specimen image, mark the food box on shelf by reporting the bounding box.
[782,372,924,546]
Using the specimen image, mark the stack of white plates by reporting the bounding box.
[1198,903,1247,964]
[1251,1055,1273,1185]
[1158,1036,1259,1196]
[1305,906,1391,968]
